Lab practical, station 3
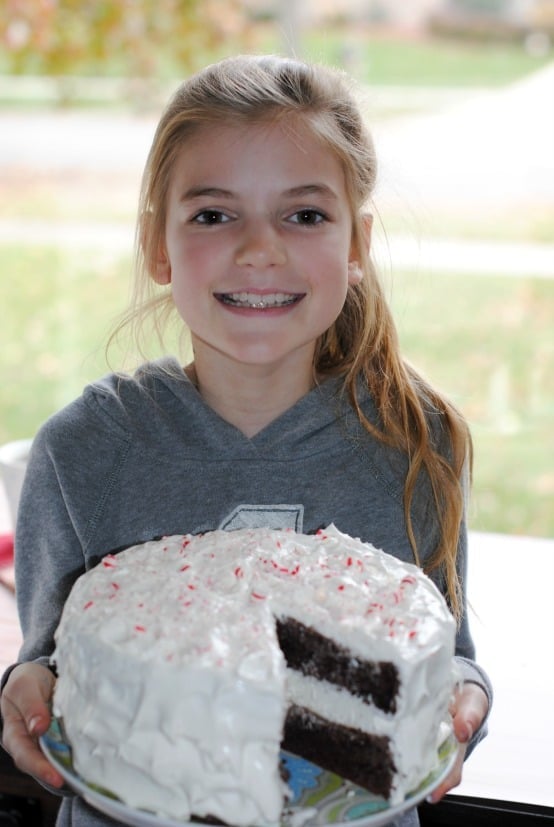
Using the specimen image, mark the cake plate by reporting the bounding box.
[40,717,458,827]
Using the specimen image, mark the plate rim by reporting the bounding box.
[39,719,458,827]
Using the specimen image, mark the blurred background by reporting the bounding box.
[0,0,553,539]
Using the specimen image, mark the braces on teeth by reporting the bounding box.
[220,293,299,309]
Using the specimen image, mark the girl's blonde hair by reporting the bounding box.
[124,54,471,621]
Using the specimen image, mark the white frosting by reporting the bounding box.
[52,525,456,821]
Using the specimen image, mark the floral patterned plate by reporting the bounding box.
[40,717,458,827]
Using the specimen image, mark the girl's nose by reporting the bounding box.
[234,223,287,268]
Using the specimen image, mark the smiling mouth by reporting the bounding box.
[215,291,304,309]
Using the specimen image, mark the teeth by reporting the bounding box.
[217,292,300,309]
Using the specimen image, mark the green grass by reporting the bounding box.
[1,30,551,108]
[1,244,552,538]
[262,30,553,87]
[0,246,130,441]
[389,269,554,538]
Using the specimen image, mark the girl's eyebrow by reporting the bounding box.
[180,186,234,202]
[284,184,339,201]
[179,183,339,202]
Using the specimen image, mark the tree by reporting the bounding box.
[1,0,246,78]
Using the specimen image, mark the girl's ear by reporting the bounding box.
[140,212,171,284]
[152,245,171,285]
[360,212,373,253]
[347,260,363,285]
[348,213,373,285]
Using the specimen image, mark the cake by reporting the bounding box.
[51,525,457,825]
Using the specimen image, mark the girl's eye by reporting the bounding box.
[289,209,327,226]
[191,210,230,225]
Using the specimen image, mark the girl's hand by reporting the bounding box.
[427,681,489,803]
[0,662,64,787]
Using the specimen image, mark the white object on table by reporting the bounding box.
[0,438,32,532]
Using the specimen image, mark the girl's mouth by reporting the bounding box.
[214,291,304,309]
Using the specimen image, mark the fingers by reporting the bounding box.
[3,662,54,736]
[452,682,489,745]
[1,663,64,788]
[427,682,489,804]
[427,742,466,803]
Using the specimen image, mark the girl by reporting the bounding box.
[0,55,491,827]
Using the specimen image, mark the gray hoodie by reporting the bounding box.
[4,357,492,826]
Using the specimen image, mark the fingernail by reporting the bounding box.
[426,794,435,804]
[45,772,60,787]
[460,723,473,743]
[29,715,42,734]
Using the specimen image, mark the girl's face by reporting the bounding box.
[155,117,361,381]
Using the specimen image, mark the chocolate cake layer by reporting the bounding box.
[276,616,400,713]
[283,705,396,799]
